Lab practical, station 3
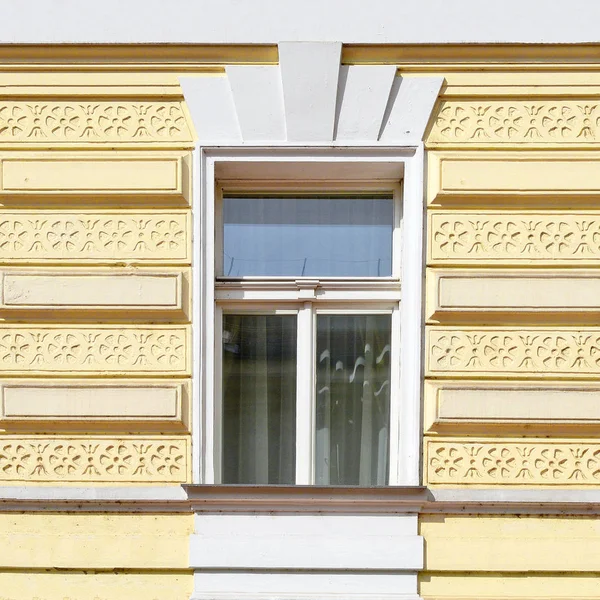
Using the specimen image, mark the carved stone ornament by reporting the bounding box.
[0,437,188,482]
[0,327,189,374]
[0,102,193,144]
[428,101,600,145]
[428,440,600,485]
[428,329,600,376]
[430,212,600,264]
[0,212,190,263]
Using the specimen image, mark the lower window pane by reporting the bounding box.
[315,314,391,486]
[222,314,297,484]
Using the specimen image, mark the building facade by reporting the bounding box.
[1,2,600,598]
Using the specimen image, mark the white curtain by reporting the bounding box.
[315,315,391,486]
[221,315,296,484]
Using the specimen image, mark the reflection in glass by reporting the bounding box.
[223,196,394,277]
[315,314,391,486]
[222,314,297,484]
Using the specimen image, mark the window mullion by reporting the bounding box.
[295,301,315,485]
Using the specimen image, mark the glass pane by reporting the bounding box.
[222,314,297,484]
[315,314,391,486]
[222,195,393,277]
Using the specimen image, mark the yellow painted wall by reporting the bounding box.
[0,513,194,600]
[1,45,600,599]
[0,64,197,597]
[420,514,600,599]
[418,49,600,598]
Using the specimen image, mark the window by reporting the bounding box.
[196,152,423,487]
[214,181,402,485]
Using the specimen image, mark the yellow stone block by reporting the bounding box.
[0,513,192,569]
[0,571,193,600]
[425,380,600,435]
[0,268,190,320]
[0,151,191,202]
[426,268,600,323]
[0,379,190,432]
[428,151,600,205]
[421,514,600,571]
[421,572,600,599]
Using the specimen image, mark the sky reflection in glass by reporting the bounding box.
[223,196,393,277]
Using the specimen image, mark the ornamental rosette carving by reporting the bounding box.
[0,102,192,143]
[428,329,600,376]
[0,212,189,263]
[0,328,189,374]
[430,213,600,263]
[0,438,188,482]
[429,101,600,144]
[428,441,600,485]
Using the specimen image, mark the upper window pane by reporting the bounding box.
[222,195,394,277]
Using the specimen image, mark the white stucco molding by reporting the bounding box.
[180,43,443,145]
[181,47,439,600]
[2,0,600,44]
[0,486,599,516]
[188,487,424,600]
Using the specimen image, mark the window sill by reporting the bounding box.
[183,484,428,513]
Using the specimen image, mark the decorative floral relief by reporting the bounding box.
[429,330,600,375]
[430,213,600,262]
[0,328,188,373]
[428,441,600,485]
[0,212,189,262]
[429,101,600,144]
[0,438,188,482]
[0,102,192,143]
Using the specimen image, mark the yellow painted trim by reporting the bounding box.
[343,43,600,68]
[0,44,278,68]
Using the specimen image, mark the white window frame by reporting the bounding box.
[193,147,425,487]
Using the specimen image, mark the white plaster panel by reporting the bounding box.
[194,513,417,536]
[192,572,419,599]
[279,42,341,142]
[2,0,600,44]
[190,514,423,570]
[379,76,444,143]
[179,76,241,143]
[335,65,396,141]
[226,66,286,141]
